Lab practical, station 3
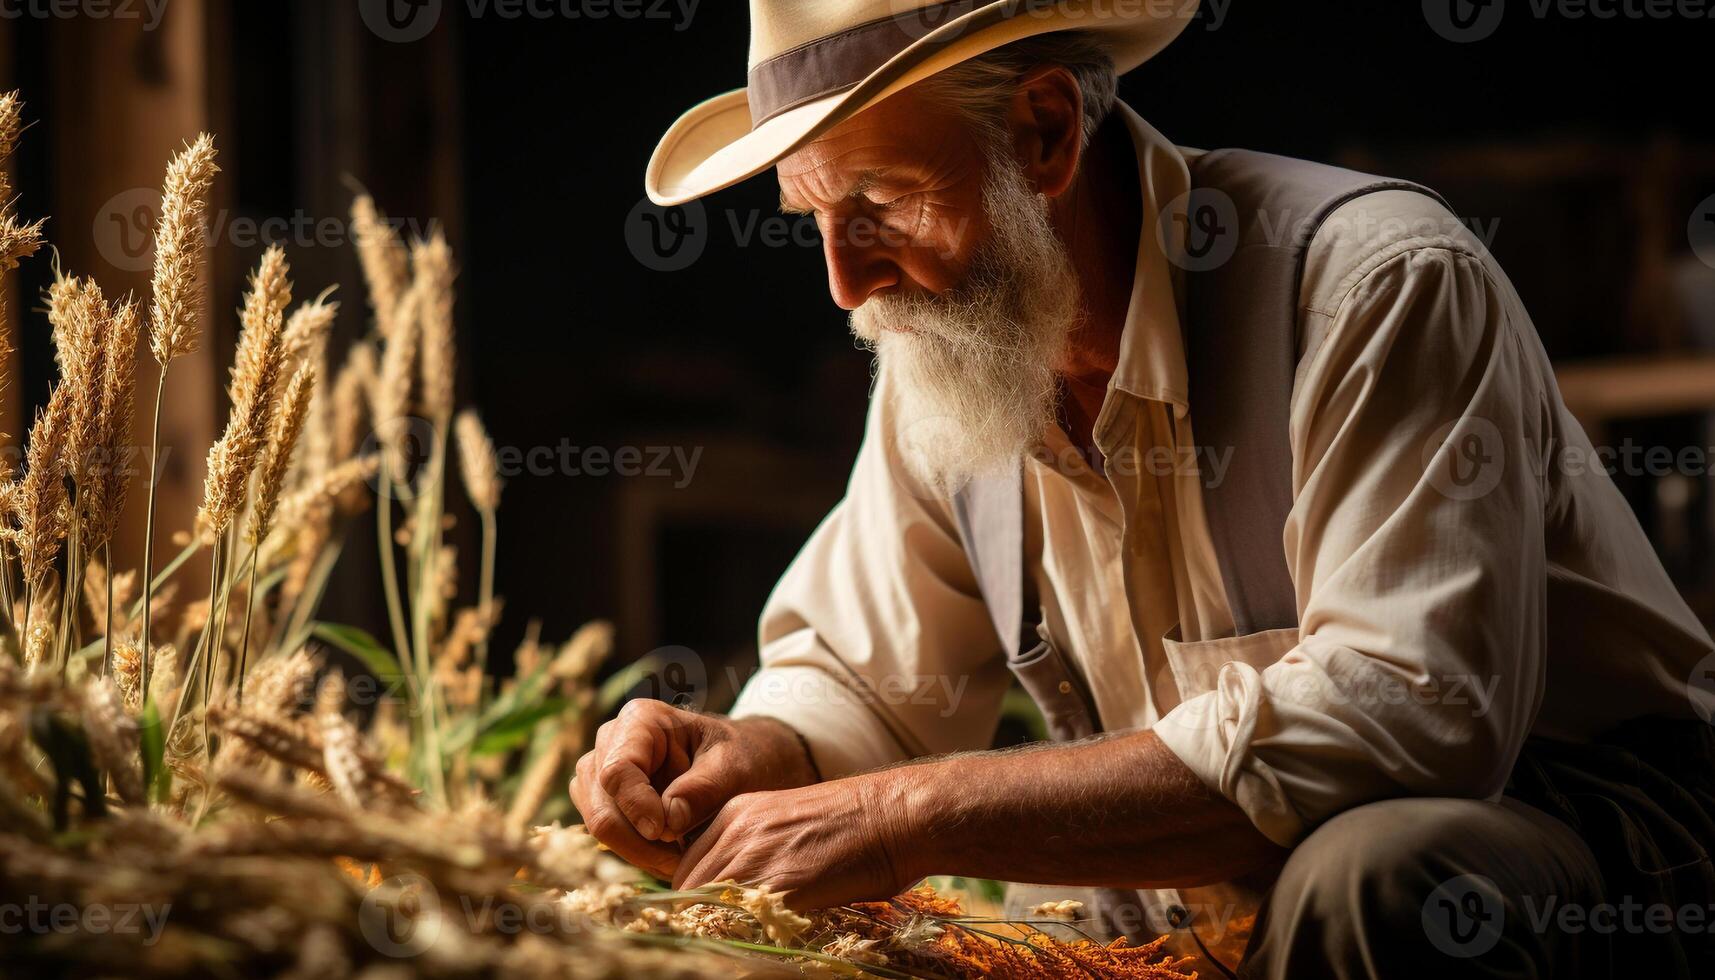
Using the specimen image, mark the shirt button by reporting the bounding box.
[1058,681,1073,694]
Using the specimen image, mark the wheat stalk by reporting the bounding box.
[183,247,291,743]
[0,92,46,279]
[456,409,502,693]
[148,134,218,365]
[16,384,70,649]
[141,134,218,698]
[198,245,292,537]
[234,364,314,703]
[412,232,457,423]
[352,194,409,338]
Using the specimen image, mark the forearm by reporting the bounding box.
[884,729,1285,889]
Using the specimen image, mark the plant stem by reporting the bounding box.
[234,554,259,705]
[206,531,237,708]
[20,580,33,666]
[171,542,223,743]
[140,368,167,698]
[410,432,451,808]
[278,537,344,656]
[0,541,21,665]
[476,506,496,709]
[376,465,412,672]
[57,508,82,678]
[101,541,115,678]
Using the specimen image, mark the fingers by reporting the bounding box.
[597,701,683,840]
[660,756,733,841]
[673,798,740,889]
[571,752,680,879]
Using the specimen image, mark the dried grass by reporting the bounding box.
[0,96,1142,980]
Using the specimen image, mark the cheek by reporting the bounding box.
[895,206,985,294]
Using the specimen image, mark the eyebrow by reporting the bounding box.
[778,170,883,215]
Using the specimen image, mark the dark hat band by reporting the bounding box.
[746,0,1001,128]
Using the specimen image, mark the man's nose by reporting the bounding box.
[821,215,899,311]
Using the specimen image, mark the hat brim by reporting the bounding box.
[645,0,1197,206]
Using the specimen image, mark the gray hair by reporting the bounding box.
[919,30,1119,152]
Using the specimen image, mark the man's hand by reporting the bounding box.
[569,701,819,879]
[673,773,918,910]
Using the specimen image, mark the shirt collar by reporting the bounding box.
[1101,102,1192,425]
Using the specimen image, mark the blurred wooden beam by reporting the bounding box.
[1556,354,1715,429]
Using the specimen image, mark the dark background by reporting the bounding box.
[1,1,1712,698]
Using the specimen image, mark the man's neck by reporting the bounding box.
[1051,113,1142,453]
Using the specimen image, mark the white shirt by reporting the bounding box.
[730,102,1715,848]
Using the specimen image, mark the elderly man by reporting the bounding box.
[572,3,1715,977]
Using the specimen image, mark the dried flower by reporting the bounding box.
[734,884,813,946]
[411,232,457,422]
[248,364,316,545]
[198,246,292,536]
[87,299,142,553]
[373,289,420,477]
[16,385,71,591]
[282,292,338,363]
[149,134,219,365]
[455,409,502,512]
[81,676,144,804]
[352,194,409,336]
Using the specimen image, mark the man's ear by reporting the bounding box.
[1003,64,1085,199]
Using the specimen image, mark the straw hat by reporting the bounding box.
[645,0,1199,205]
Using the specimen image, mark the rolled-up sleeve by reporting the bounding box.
[1155,243,1550,846]
[730,367,1013,779]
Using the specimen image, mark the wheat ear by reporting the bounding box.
[235,364,315,703]
[456,409,502,696]
[141,133,218,698]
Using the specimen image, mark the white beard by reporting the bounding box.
[851,148,1082,494]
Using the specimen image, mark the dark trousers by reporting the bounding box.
[1240,720,1715,979]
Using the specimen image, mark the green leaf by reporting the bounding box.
[139,697,170,804]
[470,696,569,757]
[311,622,406,682]
[128,539,205,621]
[442,663,555,755]
[596,652,670,713]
